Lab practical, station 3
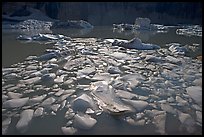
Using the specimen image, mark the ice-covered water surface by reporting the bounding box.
[2,33,202,135]
[176,25,202,37]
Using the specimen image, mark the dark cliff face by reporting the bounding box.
[2,2,202,26]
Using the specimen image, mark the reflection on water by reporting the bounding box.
[113,29,157,42]
[52,28,93,37]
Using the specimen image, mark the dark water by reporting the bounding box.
[2,26,202,67]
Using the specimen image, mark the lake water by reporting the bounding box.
[2,26,202,135]
[2,26,202,67]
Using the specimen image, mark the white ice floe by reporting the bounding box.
[2,117,12,135]
[72,94,96,112]
[121,99,148,112]
[90,81,133,114]
[176,25,202,37]
[178,111,196,133]
[40,97,56,107]
[73,113,97,129]
[168,43,186,55]
[61,126,77,135]
[195,111,202,125]
[3,97,29,108]
[152,112,167,135]
[16,109,34,133]
[186,86,202,105]
[111,38,160,50]
[33,107,44,117]
[7,92,23,99]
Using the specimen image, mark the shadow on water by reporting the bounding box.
[75,112,158,135]
[6,108,68,135]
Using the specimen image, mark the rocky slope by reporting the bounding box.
[2,2,202,26]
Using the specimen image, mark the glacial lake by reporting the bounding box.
[2,26,202,135]
[2,26,202,67]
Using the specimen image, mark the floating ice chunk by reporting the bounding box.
[45,63,59,69]
[17,35,32,41]
[125,117,136,125]
[29,71,43,78]
[3,97,29,108]
[186,86,202,105]
[120,73,145,81]
[19,77,41,85]
[121,99,148,112]
[16,109,34,133]
[125,117,145,126]
[144,55,163,62]
[57,93,74,102]
[34,107,44,117]
[2,95,8,102]
[73,113,97,130]
[176,25,202,37]
[112,38,160,50]
[160,103,177,115]
[192,104,202,111]
[54,75,65,83]
[72,94,96,112]
[17,33,70,45]
[77,67,96,77]
[176,96,188,106]
[65,108,75,120]
[7,92,23,99]
[196,111,202,125]
[63,79,74,86]
[63,57,85,71]
[4,73,19,80]
[61,127,77,135]
[167,97,175,103]
[128,80,140,90]
[145,109,166,118]
[28,94,47,105]
[168,43,186,55]
[80,49,98,55]
[161,69,180,81]
[115,90,138,99]
[85,108,95,114]
[105,38,128,43]
[152,112,167,135]
[192,78,202,87]
[40,97,56,107]
[34,34,59,40]
[26,65,38,70]
[111,52,131,60]
[134,119,146,126]
[59,100,67,110]
[90,81,133,114]
[91,73,112,82]
[178,111,196,133]
[2,117,12,135]
[51,104,61,112]
[37,52,59,61]
[41,73,56,83]
[55,90,66,97]
[107,66,122,74]
[165,55,182,64]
